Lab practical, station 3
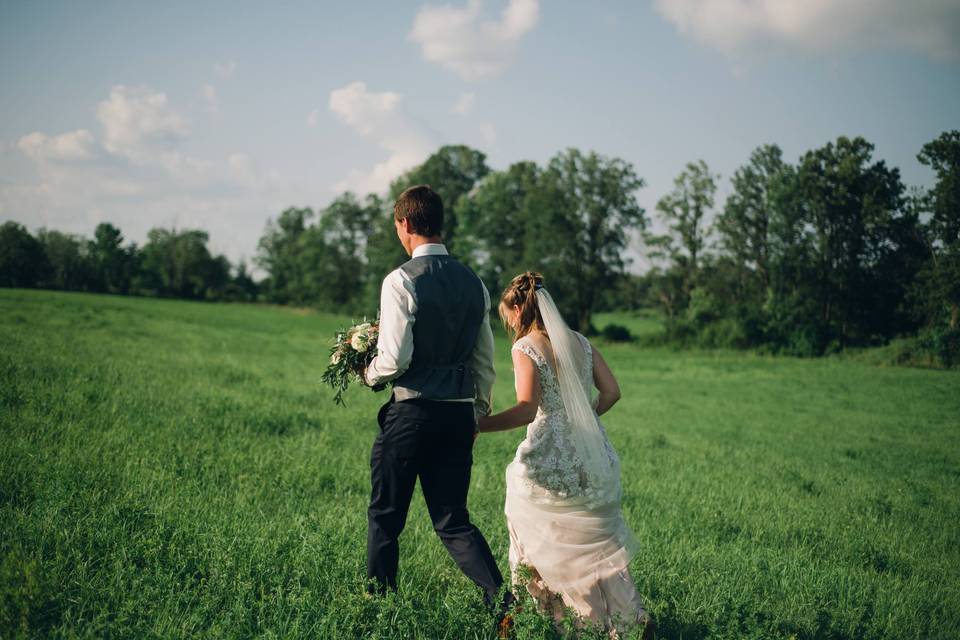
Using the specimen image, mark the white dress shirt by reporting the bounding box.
[365,243,496,418]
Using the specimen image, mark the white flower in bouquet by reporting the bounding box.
[350,332,369,352]
[322,318,382,406]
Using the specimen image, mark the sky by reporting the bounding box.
[1,0,959,272]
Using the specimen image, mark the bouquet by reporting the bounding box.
[321,320,381,406]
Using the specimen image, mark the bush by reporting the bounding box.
[664,318,697,346]
[600,323,633,342]
[844,331,956,369]
[697,317,750,349]
[916,325,960,368]
[781,325,827,358]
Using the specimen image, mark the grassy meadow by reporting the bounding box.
[2,289,959,639]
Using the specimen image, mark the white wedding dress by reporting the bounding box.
[505,330,650,634]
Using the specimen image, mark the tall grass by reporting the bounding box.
[2,289,958,638]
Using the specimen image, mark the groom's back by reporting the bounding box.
[393,254,485,403]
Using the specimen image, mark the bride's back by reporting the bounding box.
[517,329,592,399]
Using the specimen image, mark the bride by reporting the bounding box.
[477,272,655,639]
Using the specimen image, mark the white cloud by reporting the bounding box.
[306,108,320,128]
[452,92,476,115]
[329,82,401,134]
[329,81,437,194]
[226,152,286,191]
[4,140,310,268]
[20,85,205,182]
[4,83,319,267]
[654,0,960,62]
[227,152,255,179]
[96,85,190,162]
[17,129,96,162]
[480,123,496,146]
[202,84,218,110]
[410,0,539,80]
[213,61,237,79]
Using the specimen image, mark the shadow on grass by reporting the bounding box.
[650,614,710,640]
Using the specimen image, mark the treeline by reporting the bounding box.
[640,131,958,365]
[0,223,258,301]
[2,132,957,365]
[254,133,958,365]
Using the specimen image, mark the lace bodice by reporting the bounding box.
[509,331,621,506]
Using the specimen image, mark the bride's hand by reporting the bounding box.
[478,415,498,433]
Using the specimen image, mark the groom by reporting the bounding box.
[364,185,513,618]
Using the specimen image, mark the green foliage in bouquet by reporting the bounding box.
[321,320,379,406]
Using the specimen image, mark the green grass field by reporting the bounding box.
[593,310,666,341]
[2,289,959,639]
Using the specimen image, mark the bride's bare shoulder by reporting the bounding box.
[512,333,546,359]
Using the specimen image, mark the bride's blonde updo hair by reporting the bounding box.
[499,271,545,342]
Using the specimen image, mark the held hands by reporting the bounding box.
[475,415,491,433]
[474,403,535,434]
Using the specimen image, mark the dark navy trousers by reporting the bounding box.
[366,397,505,606]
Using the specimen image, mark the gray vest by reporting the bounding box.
[392,254,485,402]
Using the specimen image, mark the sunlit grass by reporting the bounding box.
[594,310,664,340]
[2,289,958,638]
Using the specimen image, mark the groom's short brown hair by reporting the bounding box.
[394,185,443,237]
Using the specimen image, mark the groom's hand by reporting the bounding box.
[362,364,387,392]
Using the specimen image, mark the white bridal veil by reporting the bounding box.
[534,287,617,494]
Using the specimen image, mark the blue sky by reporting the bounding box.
[2,0,958,270]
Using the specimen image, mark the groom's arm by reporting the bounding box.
[365,269,417,387]
[468,281,495,420]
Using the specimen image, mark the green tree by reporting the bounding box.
[762,163,823,353]
[456,160,540,295]
[256,196,383,311]
[644,265,687,322]
[712,146,798,345]
[90,222,135,294]
[524,148,647,331]
[222,260,260,302]
[596,272,651,313]
[795,136,906,349]
[646,160,718,329]
[314,193,380,311]
[716,145,787,295]
[653,160,718,280]
[0,221,50,288]
[255,208,314,305]
[139,228,229,299]
[36,229,95,291]
[917,130,960,330]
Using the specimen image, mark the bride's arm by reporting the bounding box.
[476,349,540,433]
[592,345,621,416]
